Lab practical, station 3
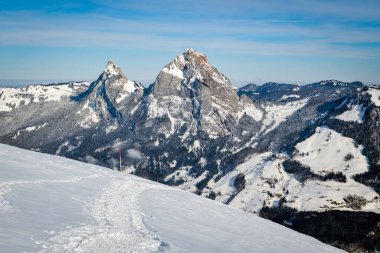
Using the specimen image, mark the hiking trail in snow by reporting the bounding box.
[35,178,168,253]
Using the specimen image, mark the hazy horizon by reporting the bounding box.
[1,77,378,89]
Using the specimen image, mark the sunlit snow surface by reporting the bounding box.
[0,82,87,112]
[368,87,380,106]
[204,127,380,214]
[260,98,309,134]
[0,144,343,253]
[334,104,365,123]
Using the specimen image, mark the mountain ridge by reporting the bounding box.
[0,49,379,252]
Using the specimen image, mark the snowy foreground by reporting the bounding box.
[0,144,343,253]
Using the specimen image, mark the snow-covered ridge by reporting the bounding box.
[0,82,87,112]
[0,144,343,253]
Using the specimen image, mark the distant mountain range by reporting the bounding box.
[1,49,379,252]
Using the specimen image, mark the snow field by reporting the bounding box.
[334,103,365,123]
[0,83,85,112]
[0,144,344,252]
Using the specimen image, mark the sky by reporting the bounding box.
[0,0,380,86]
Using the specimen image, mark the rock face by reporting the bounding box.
[125,49,262,181]
[1,49,379,252]
[146,48,240,138]
[72,60,144,121]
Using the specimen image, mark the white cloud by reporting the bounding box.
[126,149,144,160]
[0,10,379,58]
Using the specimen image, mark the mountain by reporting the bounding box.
[145,48,241,138]
[238,82,301,102]
[0,49,379,251]
[71,60,143,121]
[0,144,343,253]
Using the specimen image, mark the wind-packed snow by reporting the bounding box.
[368,87,380,106]
[0,144,343,252]
[334,104,366,123]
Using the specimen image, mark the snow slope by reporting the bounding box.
[0,144,343,253]
[0,82,87,112]
[291,127,380,212]
[261,98,308,134]
[368,87,380,106]
[294,127,368,177]
[204,127,380,214]
[334,104,365,123]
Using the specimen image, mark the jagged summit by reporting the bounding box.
[146,49,242,138]
[182,48,208,65]
[184,48,196,54]
[104,60,123,77]
[70,60,143,121]
[158,48,231,88]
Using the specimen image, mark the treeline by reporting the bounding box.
[282,160,347,183]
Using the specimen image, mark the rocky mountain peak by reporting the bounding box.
[183,48,208,66]
[70,60,143,121]
[146,49,241,138]
[104,60,123,77]
[158,49,231,88]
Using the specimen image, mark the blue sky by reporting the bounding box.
[1,0,380,86]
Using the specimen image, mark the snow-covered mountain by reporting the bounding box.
[1,49,380,251]
[0,144,343,253]
[147,48,242,138]
[71,60,143,122]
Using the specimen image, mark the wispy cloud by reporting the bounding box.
[0,0,379,83]
[0,8,379,59]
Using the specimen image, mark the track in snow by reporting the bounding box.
[35,178,168,253]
